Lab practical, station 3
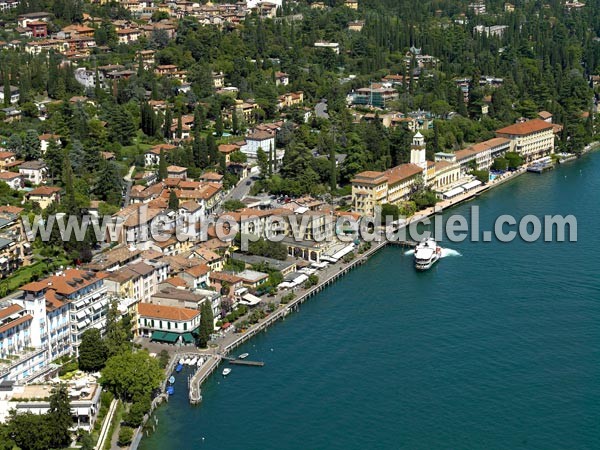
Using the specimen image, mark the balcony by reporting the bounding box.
[0,347,46,378]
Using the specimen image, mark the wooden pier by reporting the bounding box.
[527,164,554,173]
[226,358,265,367]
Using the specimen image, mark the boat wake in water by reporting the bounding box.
[440,248,461,258]
[405,248,461,258]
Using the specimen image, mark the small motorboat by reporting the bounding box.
[197,358,204,367]
[222,368,232,376]
[238,353,249,359]
[178,358,184,365]
[175,364,183,373]
[166,386,174,395]
[168,376,175,384]
[190,357,198,366]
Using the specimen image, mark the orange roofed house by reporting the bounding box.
[351,133,428,215]
[495,118,555,162]
[144,143,177,166]
[136,302,201,343]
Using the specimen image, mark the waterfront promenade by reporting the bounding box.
[140,165,532,391]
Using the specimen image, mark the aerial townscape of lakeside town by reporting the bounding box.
[0,0,598,448]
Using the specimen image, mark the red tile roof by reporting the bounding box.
[496,119,554,136]
[0,314,32,334]
[28,186,61,197]
[0,304,22,320]
[138,302,199,321]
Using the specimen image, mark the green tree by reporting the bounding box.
[381,203,400,223]
[232,110,240,135]
[197,300,214,348]
[505,152,523,170]
[45,138,63,182]
[47,384,72,449]
[163,107,173,139]
[168,190,179,210]
[215,113,224,137]
[222,199,245,211]
[6,412,50,450]
[491,157,509,171]
[257,147,268,177]
[157,150,168,181]
[470,169,489,184]
[124,395,151,427]
[2,72,10,107]
[104,299,130,357]
[118,427,134,446]
[176,112,183,139]
[100,351,163,401]
[94,161,122,205]
[78,328,108,372]
[230,151,247,163]
[21,129,41,161]
[62,150,79,215]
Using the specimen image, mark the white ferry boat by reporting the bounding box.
[414,238,442,271]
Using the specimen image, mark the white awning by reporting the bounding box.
[240,293,262,306]
[235,287,248,296]
[443,187,464,199]
[462,179,482,190]
[320,256,338,263]
[76,310,86,320]
[330,244,355,261]
[289,274,308,287]
[92,303,102,311]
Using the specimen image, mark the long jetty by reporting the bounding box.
[188,355,220,404]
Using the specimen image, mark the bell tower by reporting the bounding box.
[410,132,427,170]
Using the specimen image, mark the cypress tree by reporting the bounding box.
[176,112,183,139]
[268,143,273,176]
[158,150,168,181]
[62,150,78,215]
[198,136,209,168]
[168,190,179,210]
[232,110,239,135]
[3,71,10,107]
[163,107,173,139]
[215,113,223,137]
[207,134,218,165]
[197,300,214,348]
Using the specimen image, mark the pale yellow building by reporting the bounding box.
[495,119,554,162]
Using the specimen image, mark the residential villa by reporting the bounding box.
[26,186,61,209]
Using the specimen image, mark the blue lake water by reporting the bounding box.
[141,153,600,450]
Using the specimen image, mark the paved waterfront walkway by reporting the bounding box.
[138,168,531,383]
[95,399,118,450]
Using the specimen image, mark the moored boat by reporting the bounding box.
[168,375,175,384]
[238,353,249,359]
[414,238,442,271]
[166,386,174,395]
[222,368,232,376]
[175,364,183,373]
